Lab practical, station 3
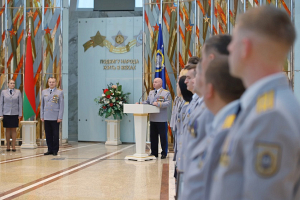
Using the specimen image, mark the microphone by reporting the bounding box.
[138,91,147,104]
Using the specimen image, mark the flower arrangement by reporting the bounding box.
[94,83,130,119]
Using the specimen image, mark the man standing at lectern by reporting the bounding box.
[142,78,171,159]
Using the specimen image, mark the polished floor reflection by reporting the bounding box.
[0,142,174,200]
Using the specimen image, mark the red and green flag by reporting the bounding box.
[23,29,36,120]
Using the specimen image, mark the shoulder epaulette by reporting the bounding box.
[184,102,189,105]
[256,90,274,113]
[222,114,236,129]
[57,88,62,91]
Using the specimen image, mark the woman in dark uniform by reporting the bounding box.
[0,79,22,151]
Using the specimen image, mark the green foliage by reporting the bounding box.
[94,82,130,119]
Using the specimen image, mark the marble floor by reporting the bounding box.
[0,142,176,200]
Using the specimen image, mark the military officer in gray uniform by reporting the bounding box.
[181,56,245,200]
[183,35,232,169]
[41,77,64,156]
[180,35,235,199]
[176,63,201,172]
[171,69,188,163]
[209,6,300,200]
[0,79,22,151]
[141,78,171,159]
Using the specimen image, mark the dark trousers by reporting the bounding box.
[150,121,168,156]
[44,120,60,153]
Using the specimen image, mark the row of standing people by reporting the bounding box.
[0,77,64,156]
[171,6,300,200]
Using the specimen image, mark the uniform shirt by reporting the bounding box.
[181,100,240,200]
[0,89,22,116]
[210,73,300,200]
[41,88,64,120]
[176,94,200,171]
[142,87,171,122]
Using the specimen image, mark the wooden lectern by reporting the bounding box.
[123,104,160,161]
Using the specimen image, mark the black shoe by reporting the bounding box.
[12,149,16,152]
[53,152,57,156]
[161,155,167,159]
[149,153,158,158]
[44,152,53,155]
[6,149,10,151]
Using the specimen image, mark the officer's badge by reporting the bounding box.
[182,113,186,121]
[256,90,274,113]
[219,136,232,167]
[187,109,191,119]
[188,120,197,138]
[158,96,165,102]
[190,127,195,138]
[198,151,206,169]
[255,142,281,177]
[219,153,230,167]
[52,95,59,103]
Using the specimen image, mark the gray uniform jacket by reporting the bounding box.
[177,94,200,171]
[142,88,171,122]
[0,89,22,116]
[180,98,208,172]
[174,101,188,161]
[170,96,182,131]
[41,88,64,120]
[210,73,300,200]
[173,99,186,161]
[181,100,240,200]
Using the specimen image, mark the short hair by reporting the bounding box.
[184,64,197,77]
[205,56,245,103]
[237,5,296,47]
[184,64,196,70]
[8,79,15,83]
[179,76,193,102]
[187,56,200,65]
[204,34,232,55]
[179,69,188,76]
[48,77,56,81]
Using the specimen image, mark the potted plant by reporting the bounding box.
[94,83,130,145]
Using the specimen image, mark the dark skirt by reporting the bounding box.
[3,115,19,128]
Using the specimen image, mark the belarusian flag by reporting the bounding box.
[23,29,36,120]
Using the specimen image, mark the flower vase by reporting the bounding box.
[105,117,122,145]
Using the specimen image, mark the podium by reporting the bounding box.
[123,104,160,161]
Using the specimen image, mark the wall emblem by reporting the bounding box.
[83,30,142,54]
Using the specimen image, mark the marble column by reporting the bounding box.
[294,0,300,101]
[62,0,69,142]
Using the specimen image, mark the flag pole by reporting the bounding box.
[160,0,163,26]
[177,0,179,79]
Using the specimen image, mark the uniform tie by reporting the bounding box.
[10,90,12,95]
[155,90,157,95]
[50,89,52,94]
